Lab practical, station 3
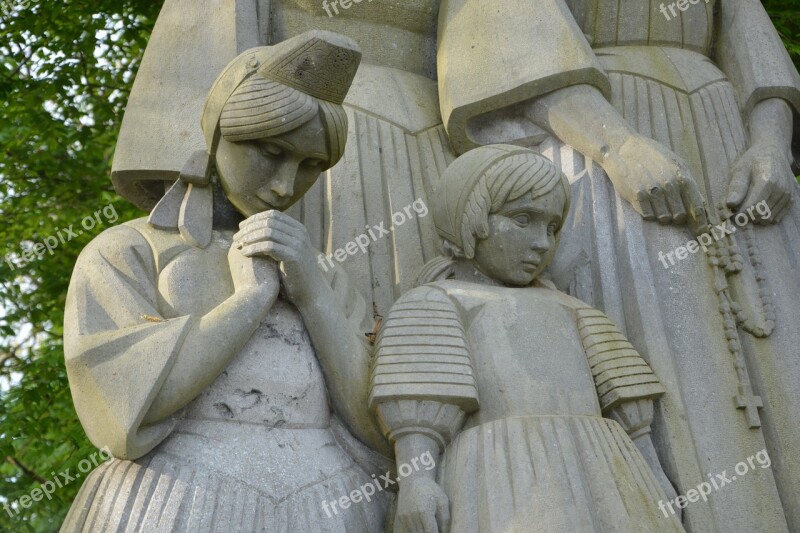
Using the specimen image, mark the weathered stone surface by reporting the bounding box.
[64,1,800,531]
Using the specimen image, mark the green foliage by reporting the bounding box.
[0,1,162,530]
[0,1,798,531]
[763,0,800,68]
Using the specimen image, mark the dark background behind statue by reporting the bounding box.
[0,1,798,530]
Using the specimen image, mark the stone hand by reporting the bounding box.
[726,142,795,224]
[604,135,708,228]
[227,240,280,297]
[394,477,450,533]
[233,210,321,305]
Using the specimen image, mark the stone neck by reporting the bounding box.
[451,259,505,288]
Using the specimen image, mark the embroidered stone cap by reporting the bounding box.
[201,30,361,153]
[257,30,361,106]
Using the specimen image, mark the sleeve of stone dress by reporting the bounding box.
[369,285,479,452]
[574,306,666,436]
[63,225,192,460]
[437,0,611,153]
[715,0,800,118]
[319,259,373,336]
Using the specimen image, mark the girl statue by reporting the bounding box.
[370,145,684,532]
[61,30,390,532]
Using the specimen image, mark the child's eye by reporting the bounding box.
[512,214,530,226]
[260,143,284,158]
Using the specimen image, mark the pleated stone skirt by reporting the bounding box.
[60,424,389,533]
[440,415,684,533]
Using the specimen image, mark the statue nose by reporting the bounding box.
[530,228,551,253]
[269,174,294,198]
[271,182,292,197]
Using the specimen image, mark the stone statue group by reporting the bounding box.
[59,1,800,532]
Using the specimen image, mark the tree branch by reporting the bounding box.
[6,456,47,484]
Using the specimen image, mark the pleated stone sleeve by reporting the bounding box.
[575,307,666,413]
[369,285,479,451]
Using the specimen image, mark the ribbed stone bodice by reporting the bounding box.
[566,0,716,54]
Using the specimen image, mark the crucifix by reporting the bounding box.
[735,383,764,429]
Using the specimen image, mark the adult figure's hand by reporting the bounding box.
[604,136,708,228]
[523,84,708,230]
[227,237,281,297]
[727,98,796,224]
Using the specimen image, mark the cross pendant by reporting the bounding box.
[735,384,763,429]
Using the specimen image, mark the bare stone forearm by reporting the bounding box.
[523,84,637,165]
[748,98,793,150]
[142,285,276,424]
[291,270,390,455]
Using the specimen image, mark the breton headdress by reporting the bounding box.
[146,30,361,248]
[432,144,570,253]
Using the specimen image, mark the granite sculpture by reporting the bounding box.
[61,30,391,532]
[62,0,800,531]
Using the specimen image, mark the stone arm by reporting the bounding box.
[369,284,480,533]
[713,0,800,219]
[438,0,707,228]
[141,244,279,425]
[715,0,800,124]
[289,260,393,456]
[471,85,710,230]
[64,224,278,460]
[233,210,391,456]
[573,306,679,508]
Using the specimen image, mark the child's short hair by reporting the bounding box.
[432,145,570,259]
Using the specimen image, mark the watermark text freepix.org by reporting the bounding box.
[658,448,771,518]
[3,446,112,517]
[659,0,710,21]
[317,198,428,272]
[658,200,770,269]
[4,204,119,270]
[321,450,436,518]
[322,0,372,18]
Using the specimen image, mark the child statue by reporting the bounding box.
[62,31,390,531]
[370,145,685,532]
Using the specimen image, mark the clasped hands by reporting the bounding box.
[227,210,322,305]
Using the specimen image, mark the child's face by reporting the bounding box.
[471,186,565,287]
[214,114,330,217]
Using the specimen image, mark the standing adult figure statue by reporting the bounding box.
[61,31,391,532]
[109,1,800,531]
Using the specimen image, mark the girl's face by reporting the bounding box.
[214,114,330,217]
[471,186,565,287]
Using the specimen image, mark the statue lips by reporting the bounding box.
[521,257,541,272]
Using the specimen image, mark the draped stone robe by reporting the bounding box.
[370,280,683,532]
